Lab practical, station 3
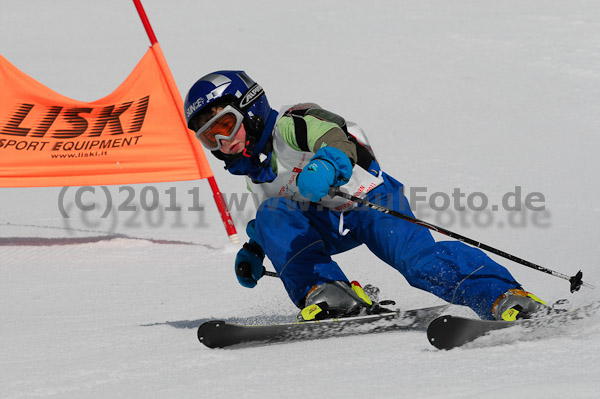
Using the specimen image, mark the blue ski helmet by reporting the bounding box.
[184,70,272,132]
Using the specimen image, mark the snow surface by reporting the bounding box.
[1,1,600,398]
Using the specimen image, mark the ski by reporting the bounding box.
[427,316,514,350]
[198,304,448,348]
[427,301,600,350]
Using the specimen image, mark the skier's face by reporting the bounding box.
[219,122,246,155]
[194,104,246,153]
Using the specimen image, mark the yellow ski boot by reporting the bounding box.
[492,288,548,321]
[298,280,391,321]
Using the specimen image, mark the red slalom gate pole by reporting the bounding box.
[207,176,238,242]
[133,0,158,45]
[132,0,239,242]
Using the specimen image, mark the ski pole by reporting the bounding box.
[334,190,594,293]
[264,269,278,278]
[236,263,279,279]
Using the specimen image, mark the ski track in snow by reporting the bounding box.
[2,1,600,398]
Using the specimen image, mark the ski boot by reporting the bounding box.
[297,280,393,321]
[491,288,548,321]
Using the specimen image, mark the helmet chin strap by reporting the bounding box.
[241,109,277,160]
[242,115,265,158]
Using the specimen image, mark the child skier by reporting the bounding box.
[184,70,546,322]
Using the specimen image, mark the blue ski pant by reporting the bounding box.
[253,173,520,319]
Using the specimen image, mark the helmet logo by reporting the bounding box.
[206,82,231,102]
[186,97,205,118]
[239,84,264,109]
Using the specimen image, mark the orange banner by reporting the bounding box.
[0,44,213,187]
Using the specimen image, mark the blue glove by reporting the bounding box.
[234,220,265,288]
[297,147,353,201]
[235,241,265,288]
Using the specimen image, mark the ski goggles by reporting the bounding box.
[195,105,244,151]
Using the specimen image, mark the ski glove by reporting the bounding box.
[297,147,353,201]
[235,241,265,288]
[234,220,265,288]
